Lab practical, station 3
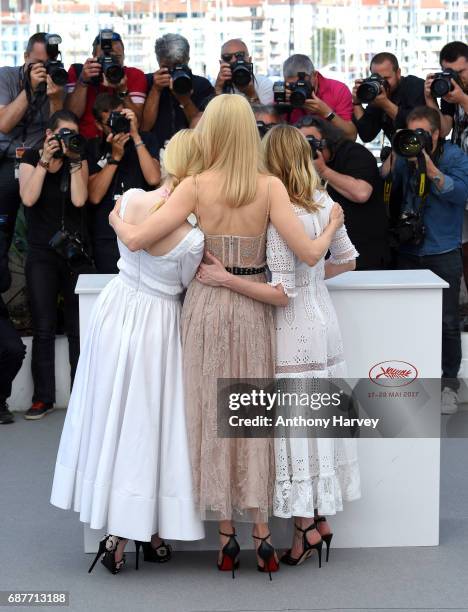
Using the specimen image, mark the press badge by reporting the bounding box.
[14,146,30,179]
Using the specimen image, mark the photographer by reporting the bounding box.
[381,106,468,414]
[0,32,65,248]
[353,52,426,143]
[424,42,468,149]
[66,30,147,139]
[88,93,160,273]
[141,34,214,147]
[297,115,389,270]
[19,110,90,420]
[214,39,273,104]
[0,230,26,424]
[280,54,356,140]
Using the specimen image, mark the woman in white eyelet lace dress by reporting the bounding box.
[197,125,361,563]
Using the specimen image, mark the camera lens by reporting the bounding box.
[231,62,251,88]
[392,129,423,158]
[172,68,192,95]
[50,66,68,87]
[105,63,124,85]
[290,88,306,108]
[357,81,381,103]
[67,133,86,155]
[430,76,452,98]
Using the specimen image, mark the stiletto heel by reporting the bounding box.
[252,533,279,581]
[217,530,240,579]
[281,522,323,568]
[88,534,126,575]
[315,515,334,562]
[134,539,172,569]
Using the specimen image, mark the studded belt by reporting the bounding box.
[225,266,266,276]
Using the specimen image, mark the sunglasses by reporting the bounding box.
[221,51,246,63]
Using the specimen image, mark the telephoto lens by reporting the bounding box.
[169,65,193,95]
[430,69,459,98]
[391,129,432,158]
[356,73,386,103]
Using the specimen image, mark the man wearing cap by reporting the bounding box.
[66,31,147,139]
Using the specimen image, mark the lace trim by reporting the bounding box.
[328,248,359,266]
[268,272,298,298]
[276,355,345,374]
[273,461,361,518]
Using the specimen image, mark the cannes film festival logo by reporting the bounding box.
[369,360,418,387]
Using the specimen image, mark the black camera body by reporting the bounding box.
[169,64,193,95]
[33,34,68,93]
[93,30,124,86]
[256,121,274,138]
[51,128,86,159]
[357,73,388,103]
[288,72,313,108]
[107,111,131,134]
[230,55,253,88]
[391,211,426,246]
[392,128,432,158]
[49,229,92,269]
[430,68,460,98]
[306,135,327,159]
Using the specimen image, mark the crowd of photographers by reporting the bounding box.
[0,29,468,424]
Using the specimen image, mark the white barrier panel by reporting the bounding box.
[75,270,445,551]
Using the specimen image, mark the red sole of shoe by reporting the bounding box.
[218,556,239,571]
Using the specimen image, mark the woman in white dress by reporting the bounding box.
[196,124,361,567]
[50,129,205,575]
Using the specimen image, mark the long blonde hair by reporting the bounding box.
[151,129,203,212]
[196,94,263,208]
[262,125,323,213]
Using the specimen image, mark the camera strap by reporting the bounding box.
[59,159,70,231]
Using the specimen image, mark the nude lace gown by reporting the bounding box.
[181,189,275,523]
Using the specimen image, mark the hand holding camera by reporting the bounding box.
[303,91,331,118]
[152,68,172,92]
[41,134,62,164]
[46,74,64,101]
[107,131,130,161]
[80,57,102,84]
[215,62,232,95]
[118,108,139,139]
[29,62,48,93]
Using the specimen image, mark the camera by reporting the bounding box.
[94,30,125,86]
[51,128,87,159]
[392,128,432,158]
[32,34,68,94]
[169,65,193,95]
[430,68,460,98]
[256,121,275,138]
[391,211,425,246]
[306,135,326,160]
[356,73,387,103]
[229,54,253,88]
[49,229,93,269]
[288,73,313,108]
[107,111,131,134]
[273,81,287,104]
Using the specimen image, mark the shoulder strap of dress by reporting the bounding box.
[193,174,202,231]
[262,177,272,234]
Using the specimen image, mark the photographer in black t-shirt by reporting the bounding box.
[297,115,389,270]
[352,52,426,143]
[18,110,89,420]
[87,93,160,273]
[141,33,214,148]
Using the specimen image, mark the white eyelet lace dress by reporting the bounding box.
[267,190,362,518]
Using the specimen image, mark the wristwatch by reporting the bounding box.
[38,158,49,169]
[107,158,120,166]
[432,173,442,186]
[325,111,336,122]
[118,90,129,100]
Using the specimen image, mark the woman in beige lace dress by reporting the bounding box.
[109,94,344,578]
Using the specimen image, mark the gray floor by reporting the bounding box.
[1,410,467,612]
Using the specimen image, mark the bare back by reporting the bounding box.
[194,172,270,269]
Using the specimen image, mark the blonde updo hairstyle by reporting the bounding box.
[151,129,203,212]
[262,124,323,213]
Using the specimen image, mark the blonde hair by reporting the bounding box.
[262,124,323,213]
[151,129,203,212]
[196,94,263,208]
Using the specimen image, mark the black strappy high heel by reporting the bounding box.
[217,530,241,579]
[315,515,333,562]
[88,534,126,575]
[134,539,172,570]
[252,533,280,581]
[281,522,323,568]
